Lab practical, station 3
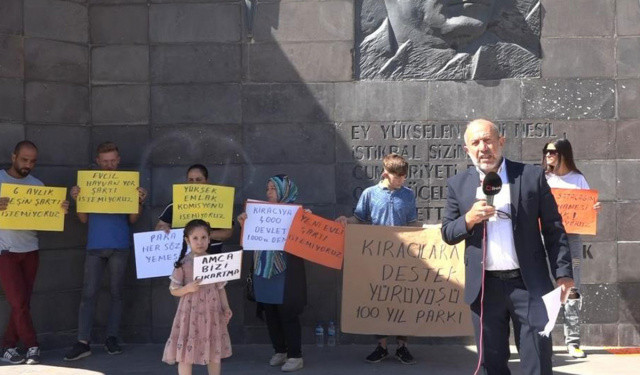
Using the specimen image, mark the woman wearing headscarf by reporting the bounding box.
[237,175,307,372]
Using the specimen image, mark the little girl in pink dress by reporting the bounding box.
[162,219,232,375]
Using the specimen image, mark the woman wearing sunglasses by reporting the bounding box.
[542,139,600,359]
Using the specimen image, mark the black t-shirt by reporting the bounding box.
[158,202,233,255]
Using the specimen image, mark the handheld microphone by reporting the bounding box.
[482,172,502,206]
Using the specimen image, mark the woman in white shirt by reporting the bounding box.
[542,139,600,359]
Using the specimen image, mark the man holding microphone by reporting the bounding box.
[441,119,573,375]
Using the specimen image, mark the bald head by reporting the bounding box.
[464,119,500,144]
[463,119,505,173]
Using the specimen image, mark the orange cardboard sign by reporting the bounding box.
[284,210,345,269]
[551,188,598,235]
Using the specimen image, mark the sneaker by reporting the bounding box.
[64,342,91,361]
[365,345,388,363]
[269,352,287,366]
[281,357,303,372]
[395,345,417,365]
[567,344,587,359]
[1,347,25,364]
[105,336,122,355]
[25,346,40,365]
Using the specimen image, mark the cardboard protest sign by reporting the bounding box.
[193,250,242,285]
[172,184,235,228]
[133,229,185,279]
[241,202,300,251]
[551,188,598,235]
[341,224,472,337]
[0,184,67,231]
[76,171,139,213]
[285,210,345,269]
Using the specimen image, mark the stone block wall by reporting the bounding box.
[0,0,638,347]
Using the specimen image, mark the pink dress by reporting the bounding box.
[162,253,232,365]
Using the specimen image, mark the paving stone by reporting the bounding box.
[619,283,640,324]
[520,120,614,161]
[149,3,241,43]
[428,80,522,121]
[92,45,149,83]
[92,85,149,124]
[617,37,640,78]
[617,0,640,36]
[151,84,241,124]
[242,83,334,123]
[616,161,640,200]
[150,125,243,166]
[0,34,23,79]
[0,123,25,163]
[618,242,640,283]
[150,44,241,83]
[25,82,89,124]
[616,119,640,158]
[25,38,88,83]
[541,38,614,78]
[334,82,428,122]
[581,283,619,324]
[0,78,24,122]
[619,324,640,346]
[576,161,616,201]
[90,5,148,44]
[25,124,90,165]
[252,1,352,42]
[522,79,615,119]
[243,123,335,164]
[247,42,352,82]
[581,242,617,284]
[25,0,88,43]
[0,0,23,34]
[617,202,640,241]
[541,0,614,37]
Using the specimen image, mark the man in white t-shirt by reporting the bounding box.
[0,141,69,365]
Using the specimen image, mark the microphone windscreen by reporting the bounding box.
[482,172,502,197]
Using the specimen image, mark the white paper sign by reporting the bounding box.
[539,286,563,337]
[133,229,185,279]
[193,250,243,285]
[241,202,301,250]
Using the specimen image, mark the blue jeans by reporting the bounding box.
[77,249,129,342]
[563,234,582,346]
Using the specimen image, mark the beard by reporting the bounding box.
[15,167,31,177]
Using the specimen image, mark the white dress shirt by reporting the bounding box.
[476,159,519,271]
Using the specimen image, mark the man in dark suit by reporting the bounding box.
[441,119,574,375]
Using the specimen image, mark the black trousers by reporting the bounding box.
[470,276,552,375]
[263,303,302,358]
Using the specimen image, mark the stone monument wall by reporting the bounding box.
[0,0,638,347]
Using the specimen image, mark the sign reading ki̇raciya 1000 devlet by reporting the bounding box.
[339,121,558,224]
[357,0,541,80]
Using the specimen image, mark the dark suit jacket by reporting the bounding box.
[441,159,572,304]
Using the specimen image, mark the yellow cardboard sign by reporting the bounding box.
[0,183,67,231]
[172,184,235,229]
[76,171,139,214]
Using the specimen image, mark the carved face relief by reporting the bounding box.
[435,0,498,47]
[385,0,497,48]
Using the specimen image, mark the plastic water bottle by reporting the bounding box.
[315,323,324,347]
[327,321,336,347]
